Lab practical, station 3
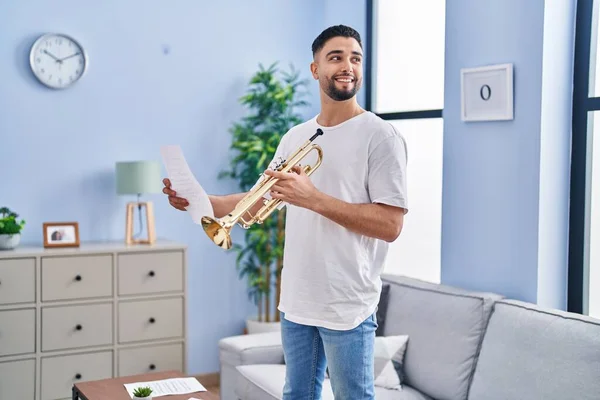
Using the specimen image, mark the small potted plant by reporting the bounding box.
[132,386,153,400]
[0,207,26,250]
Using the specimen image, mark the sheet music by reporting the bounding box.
[160,145,214,224]
[123,377,206,397]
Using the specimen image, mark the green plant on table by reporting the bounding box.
[219,62,310,323]
[0,207,26,235]
[132,386,153,397]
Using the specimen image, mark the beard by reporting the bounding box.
[323,74,361,101]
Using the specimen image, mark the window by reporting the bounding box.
[370,0,446,113]
[367,0,446,283]
[588,111,600,317]
[384,119,443,283]
[569,0,600,317]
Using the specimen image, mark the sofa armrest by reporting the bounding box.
[219,331,284,367]
[218,332,284,400]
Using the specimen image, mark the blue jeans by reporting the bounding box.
[280,312,377,400]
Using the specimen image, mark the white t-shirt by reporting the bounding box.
[266,111,409,330]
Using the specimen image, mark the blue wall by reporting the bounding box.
[441,0,575,309]
[0,0,366,373]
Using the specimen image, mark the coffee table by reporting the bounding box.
[72,370,219,400]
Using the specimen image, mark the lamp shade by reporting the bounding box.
[115,161,162,195]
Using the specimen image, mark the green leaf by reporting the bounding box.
[0,207,25,235]
[218,62,309,319]
[132,386,153,397]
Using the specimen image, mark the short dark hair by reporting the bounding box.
[311,25,362,57]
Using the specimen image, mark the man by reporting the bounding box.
[163,25,408,400]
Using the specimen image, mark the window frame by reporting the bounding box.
[568,0,600,314]
[365,0,444,121]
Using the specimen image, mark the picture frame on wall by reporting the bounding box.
[43,222,80,248]
[461,63,514,122]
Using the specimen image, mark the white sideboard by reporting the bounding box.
[0,240,188,400]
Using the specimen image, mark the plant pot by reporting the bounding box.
[133,396,152,400]
[0,233,20,250]
[246,317,281,334]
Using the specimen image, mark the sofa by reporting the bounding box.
[218,274,600,400]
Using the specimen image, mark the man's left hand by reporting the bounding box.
[264,165,318,209]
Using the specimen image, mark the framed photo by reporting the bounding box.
[43,222,80,248]
[461,63,514,122]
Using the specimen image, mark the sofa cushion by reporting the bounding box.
[376,283,391,336]
[235,364,433,400]
[468,299,600,400]
[236,364,282,400]
[380,274,503,400]
[374,335,409,390]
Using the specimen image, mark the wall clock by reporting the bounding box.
[29,33,88,89]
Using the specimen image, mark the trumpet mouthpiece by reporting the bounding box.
[309,129,324,141]
[201,216,232,250]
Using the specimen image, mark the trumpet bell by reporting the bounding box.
[201,216,232,250]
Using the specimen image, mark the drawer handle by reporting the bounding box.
[149,317,155,324]
[148,270,155,277]
[75,324,83,331]
[75,373,82,380]
[75,275,82,281]
[149,364,156,370]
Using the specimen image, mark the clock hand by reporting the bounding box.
[43,49,62,63]
[59,52,81,62]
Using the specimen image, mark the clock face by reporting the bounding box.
[29,33,88,89]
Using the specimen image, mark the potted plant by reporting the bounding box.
[132,386,153,400]
[220,62,310,333]
[0,207,26,250]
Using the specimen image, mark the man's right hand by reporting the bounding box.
[162,178,189,211]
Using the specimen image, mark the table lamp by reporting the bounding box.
[115,161,162,245]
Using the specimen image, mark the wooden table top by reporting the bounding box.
[73,370,218,400]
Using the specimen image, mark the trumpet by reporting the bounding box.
[201,128,324,250]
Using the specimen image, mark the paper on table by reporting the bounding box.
[123,377,206,398]
[160,145,214,224]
